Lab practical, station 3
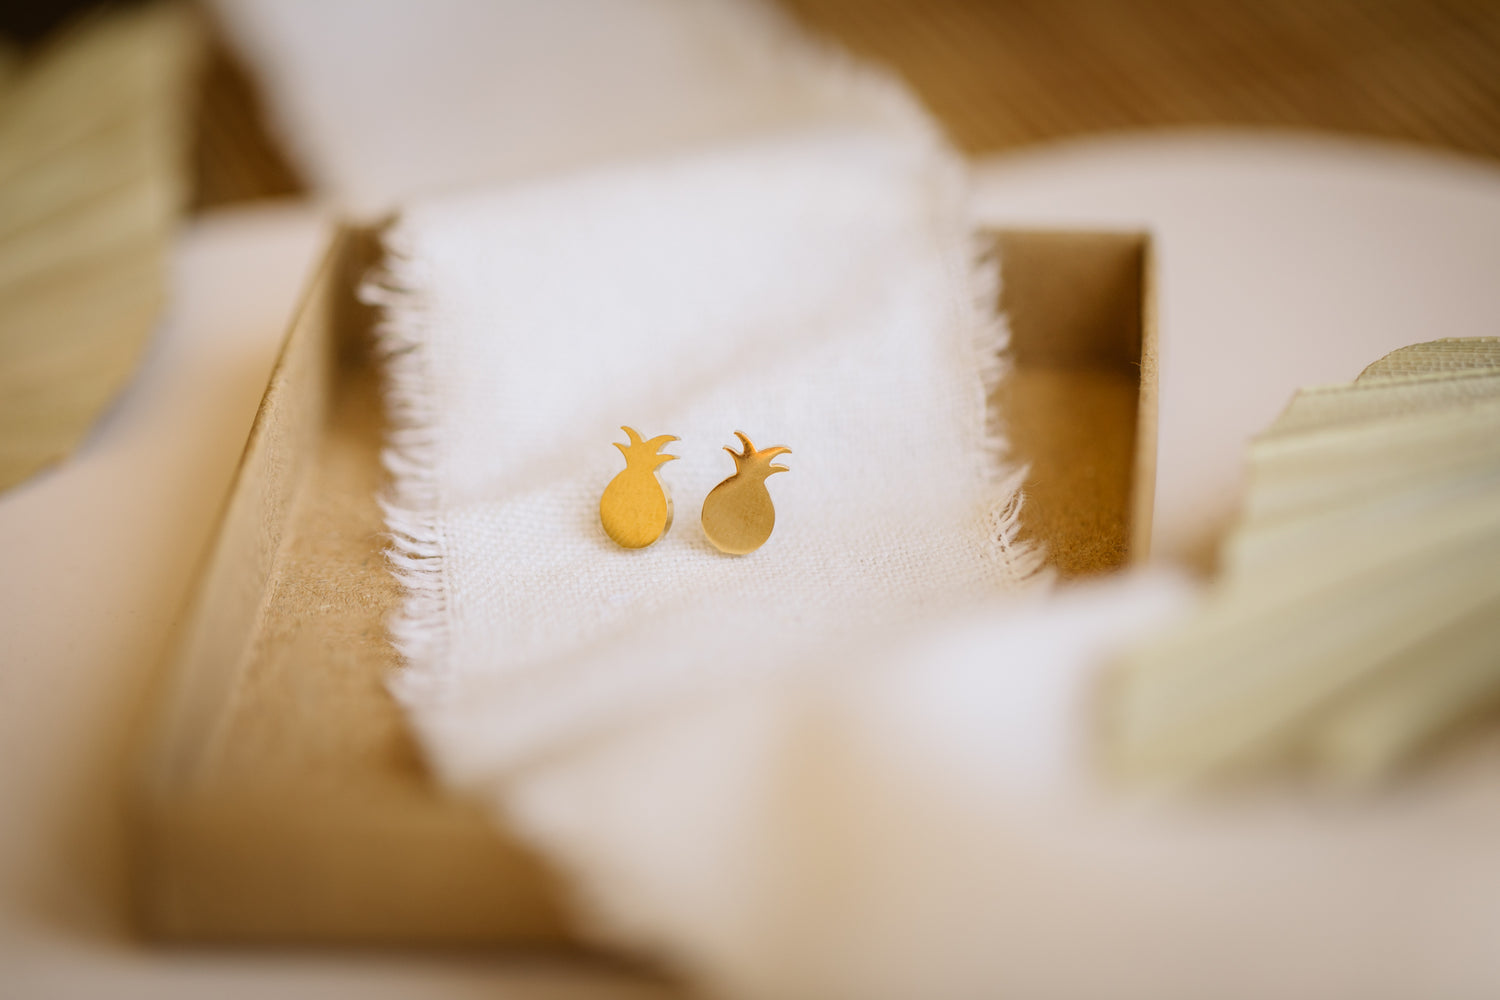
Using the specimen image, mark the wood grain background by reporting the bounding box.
[180,0,1500,206]
[782,0,1500,159]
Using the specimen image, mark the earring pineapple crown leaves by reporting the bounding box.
[614,426,679,470]
[725,431,790,476]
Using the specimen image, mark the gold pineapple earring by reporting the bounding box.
[600,426,679,549]
[701,431,791,555]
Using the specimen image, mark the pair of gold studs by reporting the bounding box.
[600,426,790,555]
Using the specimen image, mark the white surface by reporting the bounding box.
[0,204,674,999]
[973,131,1500,564]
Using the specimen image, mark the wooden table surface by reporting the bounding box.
[190,0,1500,206]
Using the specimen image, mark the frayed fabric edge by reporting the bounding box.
[962,213,1049,588]
[359,233,454,694]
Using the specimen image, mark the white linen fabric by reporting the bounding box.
[367,124,1044,788]
[209,0,924,216]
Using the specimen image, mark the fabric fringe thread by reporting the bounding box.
[964,226,1049,586]
[359,237,455,694]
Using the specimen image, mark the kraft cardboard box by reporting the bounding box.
[131,226,1155,945]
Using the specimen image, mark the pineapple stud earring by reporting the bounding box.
[701,431,791,555]
[600,426,679,549]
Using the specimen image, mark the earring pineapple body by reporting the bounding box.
[702,431,791,555]
[601,426,678,549]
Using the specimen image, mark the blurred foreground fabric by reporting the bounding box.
[208,0,918,214]
[498,575,1500,1000]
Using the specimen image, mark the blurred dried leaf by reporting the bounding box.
[1110,339,1500,787]
[0,3,200,493]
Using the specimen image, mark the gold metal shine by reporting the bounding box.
[600,426,679,548]
[701,431,791,555]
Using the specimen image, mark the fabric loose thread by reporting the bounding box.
[363,252,456,682]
